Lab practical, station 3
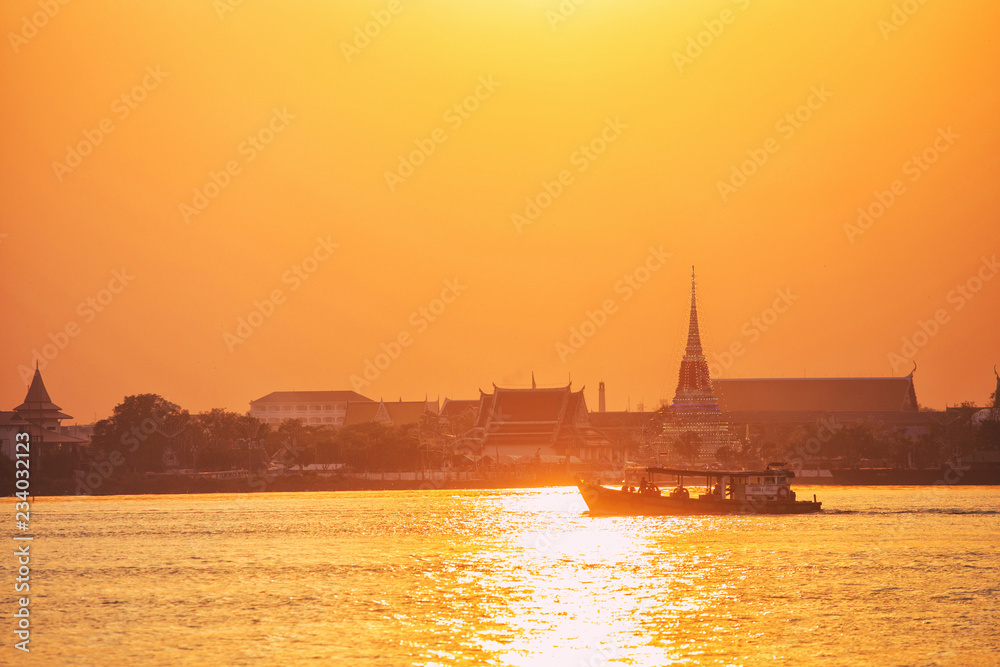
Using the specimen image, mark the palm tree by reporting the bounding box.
[237,415,264,472]
[418,411,447,472]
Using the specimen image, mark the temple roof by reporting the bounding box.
[468,384,612,449]
[713,376,919,413]
[2,410,84,444]
[22,423,88,445]
[0,411,29,427]
[16,365,59,409]
[343,399,438,426]
[14,366,72,420]
[476,384,576,427]
[382,399,438,425]
[342,402,381,425]
[440,399,480,420]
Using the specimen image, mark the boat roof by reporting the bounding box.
[645,466,793,477]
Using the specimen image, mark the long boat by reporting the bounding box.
[577,464,822,515]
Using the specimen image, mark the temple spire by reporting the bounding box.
[23,365,54,406]
[668,267,730,461]
[675,269,711,397]
[685,266,704,357]
[15,365,72,423]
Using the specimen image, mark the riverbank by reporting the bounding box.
[32,471,574,496]
[20,465,1000,496]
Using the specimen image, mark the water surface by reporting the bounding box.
[4,486,998,666]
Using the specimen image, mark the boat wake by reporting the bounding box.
[824,509,999,515]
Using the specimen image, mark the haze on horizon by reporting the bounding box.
[2,0,998,423]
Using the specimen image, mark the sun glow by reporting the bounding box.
[2,1,998,416]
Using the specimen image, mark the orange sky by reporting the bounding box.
[2,0,998,422]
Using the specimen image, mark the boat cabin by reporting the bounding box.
[633,465,798,503]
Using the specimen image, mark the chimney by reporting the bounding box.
[598,381,606,413]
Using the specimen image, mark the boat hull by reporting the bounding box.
[577,481,822,515]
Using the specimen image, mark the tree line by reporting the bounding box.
[604,399,1000,468]
[34,393,432,486]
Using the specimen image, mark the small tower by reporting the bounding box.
[673,266,714,404]
[598,381,606,413]
[15,363,73,430]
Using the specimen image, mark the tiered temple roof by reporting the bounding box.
[461,383,614,459]
[15,365,73,423]
[6,365,86,448]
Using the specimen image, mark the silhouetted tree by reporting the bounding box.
[90,394,188,475]
[189,408,257,471]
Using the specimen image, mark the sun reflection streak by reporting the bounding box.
[398,488,748,666]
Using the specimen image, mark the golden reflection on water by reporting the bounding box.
[394,487,999,667]
[424,490,744,667]
[5,486,999,666]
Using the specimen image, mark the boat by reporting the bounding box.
[577,463,822,515]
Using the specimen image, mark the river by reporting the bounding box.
[3,486,998,665]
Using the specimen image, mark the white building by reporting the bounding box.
[249,390,374,427]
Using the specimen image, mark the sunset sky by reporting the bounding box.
[2,0,998,422]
